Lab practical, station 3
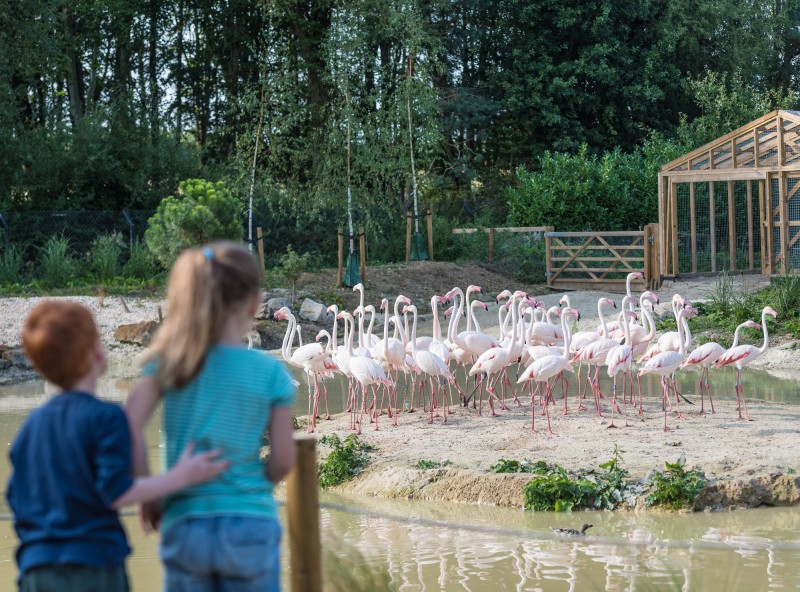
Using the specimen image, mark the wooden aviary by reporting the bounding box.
[659,110,800,277]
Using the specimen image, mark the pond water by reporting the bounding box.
[1,363,800,590]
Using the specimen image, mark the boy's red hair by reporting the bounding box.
[22,301,99,390]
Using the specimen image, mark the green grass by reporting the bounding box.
[414,459,451,470]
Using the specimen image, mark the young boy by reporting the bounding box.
[6,301,228,591]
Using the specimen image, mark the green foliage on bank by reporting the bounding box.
[646,455,707,510]
[318,434,375,489]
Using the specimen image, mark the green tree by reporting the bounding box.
[145,179,242,268]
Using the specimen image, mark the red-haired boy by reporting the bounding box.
[6,301,228,591]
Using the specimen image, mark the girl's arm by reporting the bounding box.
[265,406,296,483]
[126,376,161,478]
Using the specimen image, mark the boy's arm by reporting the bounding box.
[265,406,296,483]
[111,443,228,509]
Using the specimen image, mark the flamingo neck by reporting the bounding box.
[505,296,519,354]
[409,310,419,357]
[471,302,483,333]
[280,314,294,362]
[382,304,390,355]
[465,287,474,332]
[560,310,571,360]
[676,309,687,356]
[432,297,442,341]
[366,309,375,342]
[759,309,771,353]
[330,311,339,352]
[451,288,464,336]
[345,316,355,360]
[597,300,609,338]
[731,322,747,349]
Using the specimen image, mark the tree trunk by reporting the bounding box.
[62,7,85,126]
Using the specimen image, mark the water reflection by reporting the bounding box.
[1,366,800,590]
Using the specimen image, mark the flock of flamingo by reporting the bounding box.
[272,273,777,435]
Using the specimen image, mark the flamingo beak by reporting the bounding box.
[438,296,448,304]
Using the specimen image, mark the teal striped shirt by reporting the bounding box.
[144,345,296,532]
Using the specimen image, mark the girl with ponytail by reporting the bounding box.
[126,242,296,591]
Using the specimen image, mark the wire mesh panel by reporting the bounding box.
[675,183,692,273]
[787,175,800,269]
[771,176,781,269]
[783,119,800,166]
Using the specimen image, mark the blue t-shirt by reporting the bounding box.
[144,345,296,532]
[6,391,134,576]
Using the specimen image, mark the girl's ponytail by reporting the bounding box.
[142,242,260,390]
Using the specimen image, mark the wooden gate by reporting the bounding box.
[545,225,660,292]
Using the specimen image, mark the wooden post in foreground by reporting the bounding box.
[256,227,266,285]
[287,435,321,592]
[336,227,343,287]
[426,209,434,261]
[358,225,366,283]
[405,212,412,263]
[488,227,495,262]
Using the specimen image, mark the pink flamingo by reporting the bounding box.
[404,304,458,424]
[517,307,580,433]
[338,311,393,433]
[605,297,638,428]
[680,320,762,414]
[713,306,777,421]
[637,306,692,432]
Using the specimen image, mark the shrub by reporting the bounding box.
[0,244,24,283]
[318,434,374,488]
[646,455,706,510]
[414,459,451,470]
[123,240,160,280]
[279,245,312,302]
[492,458,550,474]
[89,233,123,281]
[39,235,78,287]
[523,462,597,512]
[145,178,242,268]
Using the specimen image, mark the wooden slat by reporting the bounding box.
[545,231,645,238]
[780,171,788,274]
[550,256,645,262]
[765,175,774,274]
[671,182,679,279]
[548,236,594,282]
[690,182,697,273]
[778,116,786,166]
[728,180,736,270]
[665,170,767,182]
[709,182,717,273]
[544,226,553,287]
[747,181,754,270]
[547,279,645,293]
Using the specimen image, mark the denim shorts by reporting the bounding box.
[160,516,282,592]
[19,564,129,592]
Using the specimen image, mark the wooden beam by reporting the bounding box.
[545,226,553,287]
[731,139,738,168]
[754,127,761,167]
[658,173,667,276]
[747,181,754,270]
[287,436,322,592]
[765,175,774,274]
[728,180,736,270]
[778,116,786,166]
[780,171,788,274]
[544,231,646,238]
[690,182,697,273]
[709,181,717,273]
[664,170,767,182]
[671,182,679,277]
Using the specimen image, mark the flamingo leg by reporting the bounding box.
[703,367,716,414]
[607,378,619,429]
[736,368,753,421]
[662,376,671,432]
[485,375,499,417]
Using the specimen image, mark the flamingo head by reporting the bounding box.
[563,307,581,321]
[764,306,778,320]
[603,298,616,308]
[496,289,512,303]
[315,330,326,342]
[642,291,660,305]
[399,295,413,306]
[629,271,644,280]
[402,304,418,315]
[558,295,569,307]
[548,305,562,317]
[336,311,352,321]
[443,306,454,318]
[353,305,363,316]
[273,307,291,321]
[683,298,693,309]
[444,287,459,301]
[326,304,339,314]
[437,295,448,305]
[364,305,375,314]
[379,298,388,311]
[625,310,637,319]
[744,320,762,330]
[467,284,482,294]
[473,301,488,311]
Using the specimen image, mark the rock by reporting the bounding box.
[299,298,328,323]
[2,349,32,369]
[694,474,800,510]
[258,297,292,320]
[0,358,11,370]
[114,321,160,346]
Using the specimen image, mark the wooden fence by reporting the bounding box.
[450,226,550,262]
[545,224,661,292]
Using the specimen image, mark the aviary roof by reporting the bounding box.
[660,110,800,174]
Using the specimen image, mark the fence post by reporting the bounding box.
[358,226,366,284]
[643,225,652,290]
[405,212,412,263]
[122,209,135,247]
[256,227,266,286]
[544,226,553,287]
[426,209,434,261]
[286,435,321,592]
[487,228,495,262]
[336,227,343,288]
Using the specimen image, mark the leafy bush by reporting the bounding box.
[39,235,78,287]
[414,459,451,470]
[583,445,630,510]
[646,455,706,510]
[124,240,161,280]
[145,179,242,268]
[279,245,312,302]
[0,244,24,283]
[523,462,598,512]
[89,234,123,281]
[318,434,374,488]
[492,458,550,474]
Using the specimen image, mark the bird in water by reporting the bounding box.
[551,523,593,537]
